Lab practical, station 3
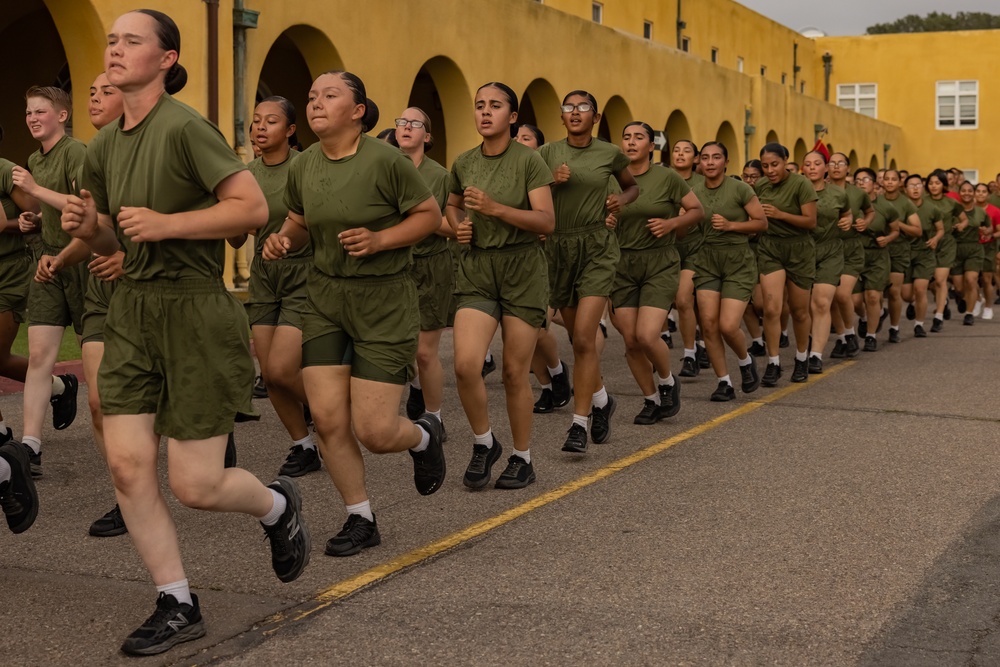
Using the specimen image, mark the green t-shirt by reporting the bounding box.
[680,171,706,243]
[883,194,918,247]
[28,134,86,250]
[839,182,872,240]
[82,95,247,281]
[538,138,630,233]
[909,198,943,250]
[989,194,1000,210]
[866,196,901,249]
[754,172,818,239]
[956,206,987,244]
[693,176,756,247]
[615,165,690,250]
[248,151,310,259]
[413,157,450,257]
[928,195,964,235]
[812,184,851,245]
[449,139,553,249]
[0,159,27,259]
[285,134,431,279]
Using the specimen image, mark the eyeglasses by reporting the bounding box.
[855,176,873,183]
[828,161,848,167]
[394,118,425,129]
[560,103,593,113]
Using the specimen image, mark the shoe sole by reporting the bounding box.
[270,477,311,583]
[121,620,207,656]
[463,444,502,489]
[633,414,660,425]
[741,367,761,394]
[532,403,554,414]
[495,471,536,489]
[791,374,808,383]
[1,444,38,533]
[413,416,446,495]
[278,460,323,478]
[710,393,735,402]
[325,531,381,557]
[591,398,617,445]
[89,524,128,538]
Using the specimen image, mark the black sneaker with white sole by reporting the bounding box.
[51,373,79,431]
[89,503,128,538]
[410,414,446,495]
[533,388,556,414]
[262,476,311,583]
[590,395,616,444]
[0,441,38,534]
[739,359,761,394]
[278,445,321,477]
[120,593,205,656]
[495,455,535,489]
[561,423,588,453]
[325,513,381,557]
[463,437,503,489]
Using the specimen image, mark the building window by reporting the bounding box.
[837,83,877,118]
[936,80,978,129]
[760,65,766,77]
[592,2,602,24]
[800,81,806,94]
[711,48,718,64]
[643,21,652,39]
[681,36,690,52]
[963,169,979,183]
[781,73,787,84]
[737,56,744,73]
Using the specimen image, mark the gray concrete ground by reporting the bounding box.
[3,314,1000,666]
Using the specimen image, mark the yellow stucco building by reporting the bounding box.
[0,0,995,281]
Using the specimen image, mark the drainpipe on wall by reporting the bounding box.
[822,52,833,102]
[204,0,219,125]
[676,0,685,50]
[793,42,800,90]
[233,0,260,156]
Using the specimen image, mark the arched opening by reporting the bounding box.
[890,158,898,171]
[663,110,694,161]
[715,121,741,174]
[257,26,344,150]
[765,130,780,146]
[597,95,631,144]
[870,154,879,170]
[519,78,561,148]
[793,138,808,166]
[848,150,860,170]
[407,57,472,165]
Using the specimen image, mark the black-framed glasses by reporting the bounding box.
[828,160,848,167]
[394,118,425,129]
[855,176,873,183]
[560,103,593,113]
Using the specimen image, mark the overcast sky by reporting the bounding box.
[735,0,1000,36]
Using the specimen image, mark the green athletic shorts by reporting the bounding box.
[982,241,997,273]
[99,277,258,440]
[456,242,548,328]
[677,232,704,272]
[0,251,32,323]
[547,224,619,309]
[935,235,956,269]
[951,242,984,275]
[28,245,88,333]
[245,255,311,329]
[692,243,757,302]
[860,248,891,293]
[910,247,935,282]
[756,234,816,291]
[841,237,864,279]
[81,273,117,345]
[301,271,417,385]
[612,246,680,310]
[889,242,910,275]
[814,239,844,287]
[411,250,456,331]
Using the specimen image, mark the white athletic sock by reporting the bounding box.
[547,362,564,377]
[890,325,899,332]
[592,386,609,409]
[810,352,823,361]
[572,414,589,429]
[22,436,40,455]
[769,356,780,366]
[51,375,65,397]
[795,351,808,362]
[540,383,553,391]
[156,579,193,607]
[474,430,493,447]
[258,489,287,526]
[737,355,752,367]
[512,449,531,464]
[429,409,441,421]
[683,347,696,360]
[914,321,924,329]
[934,313,943,321]
[293,434,317,451]
[656,373,674,387]
[696,340,706,350]
[0,456,10,484]
[411,424,431,452]
[844,328,855,337]
[345,499,374,522]
[753,337,764,346]
[645,392,661,405]
[410,376,422,390]
[484,351,493,363]
[718,375,732,387]
[781,329,789,337]
[837,334,846,343]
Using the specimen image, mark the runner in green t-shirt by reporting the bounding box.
[881,170,923,341]
[853,168,900,350]
[974,183,1000,319]
[63,11,310,655]
[447,82,554,489]
[926,170,968,330]
[902,174,944,336]
[739,159,767,356]
[955,182,986,325]
[538,90,638,454]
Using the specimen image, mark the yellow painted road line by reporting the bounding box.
[262,361,855,632]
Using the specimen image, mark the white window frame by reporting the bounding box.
[963,169,979,183]
[936,80,978,130]
[591,1,602,24]
[837,83,878,119]
[737,56,744,73]
[643,20,652,40]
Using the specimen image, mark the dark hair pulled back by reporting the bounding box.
[135,9,187,94]
[701,140,729,160]
[760,142,790,160]
[477,82,519,137]
[323,70,379,133]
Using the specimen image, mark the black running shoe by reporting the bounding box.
[888,328,901,343]
[405,386,425,420]
[495,455,535,490]
[633,399,661,425]
[748,341,766,357]
[679,356,699,377]
[830,340,847,359]
[262,476,311,583]
[89,503,127,538]
[0,427,12,445]
[667,317,677,333]
[561,423,588,453]
[661,332,674,349]
[807,356,823,374]
[710,381,736,402]
[551,362,571,407]
[533,388,555,414]
[278,445,321,477]
[325,513,380,557]
[590,394,616,444]
[779,333,790,348]
[762,362,781,387]
[906,304,915,320]
[859,320,869,338]
[943,304,952,321]
[864,336,878,352]
[739,358,761,394]
[253,375,268,399]
[914,324,927,338]
[120,593,205,656]
[845,334,861,358]
[224,432,237,469]
[964,313,974,326]
[481,356,497,378]
[51,373,79,431]
[28,449,41,479]
[930,318,943,333]
[791,358,809,383]
[0,441,38,534]
[658,378,681,419]
[696,345,711,369]
[410,414,446,495]
[463,437,503,489]
[877,308,889,333]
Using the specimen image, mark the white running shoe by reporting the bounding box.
[983,307,994,320]
[973,298,984,317]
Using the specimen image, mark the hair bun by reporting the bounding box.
[362,97,380,133]
[165,63,187,95]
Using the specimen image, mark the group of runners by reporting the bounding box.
[1,7,1000,657]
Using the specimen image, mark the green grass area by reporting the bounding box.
[11,326,81,363]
